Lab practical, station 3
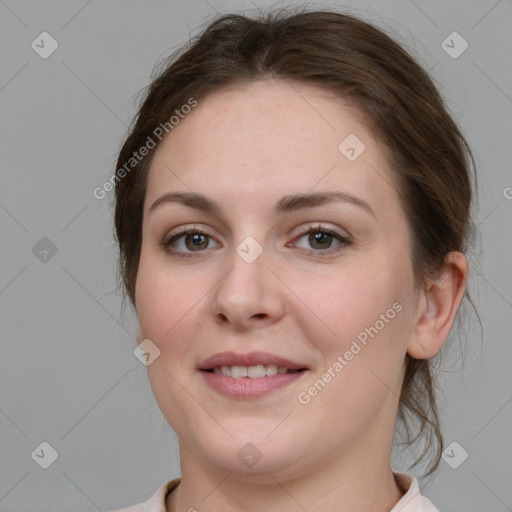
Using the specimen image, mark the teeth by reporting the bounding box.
[211,364,290,378]
[247,364,266,378]
[266,364,278,376]
[231,365,247,378]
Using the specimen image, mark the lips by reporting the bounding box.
[199,351,309,399]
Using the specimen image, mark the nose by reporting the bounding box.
[210,242,285,331]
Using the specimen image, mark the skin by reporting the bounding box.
[134,80,468,511]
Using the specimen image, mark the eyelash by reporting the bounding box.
[291,223,351,256]
[161,224,352,258]
[161,223,351,258]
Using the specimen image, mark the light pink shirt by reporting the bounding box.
[108,472,439,512]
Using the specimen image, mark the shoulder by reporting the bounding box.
[391,471,440,512]
[106,478,181,512]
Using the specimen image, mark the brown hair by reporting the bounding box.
[114,8,476,476]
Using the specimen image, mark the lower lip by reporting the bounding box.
[201,371,306,399]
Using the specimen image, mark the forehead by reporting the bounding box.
[145,80,399,215]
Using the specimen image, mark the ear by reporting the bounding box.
[407,252,468,359]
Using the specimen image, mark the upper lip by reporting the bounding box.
[199,351,308,371]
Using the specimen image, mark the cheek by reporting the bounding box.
[294,260,403,355]
[295,268,408,422]
[135,254,200,347]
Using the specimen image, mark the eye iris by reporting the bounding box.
[185,233,208,251]
[309,231,332,249]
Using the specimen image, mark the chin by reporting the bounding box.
[187,425,313,480]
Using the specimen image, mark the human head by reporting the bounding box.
[114,8,475,475]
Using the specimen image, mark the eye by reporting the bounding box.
[162,224,350,258]
[162,226,221,256]
[291,224,350,255]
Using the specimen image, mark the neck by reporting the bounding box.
[167,438,404,512]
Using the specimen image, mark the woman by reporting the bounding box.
[109,8,474,512]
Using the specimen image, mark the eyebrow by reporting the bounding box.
[149,191,375,218]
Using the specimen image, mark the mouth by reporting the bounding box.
[198,351,309,399]
[205,364,306,378]
[199,351,309,374]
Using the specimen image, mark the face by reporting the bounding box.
[135,80,421,481]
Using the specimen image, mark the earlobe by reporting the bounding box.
[407,252,468,360]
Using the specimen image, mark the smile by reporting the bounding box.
[199,351,309,399]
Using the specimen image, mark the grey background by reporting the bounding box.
[1,0,511,511]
